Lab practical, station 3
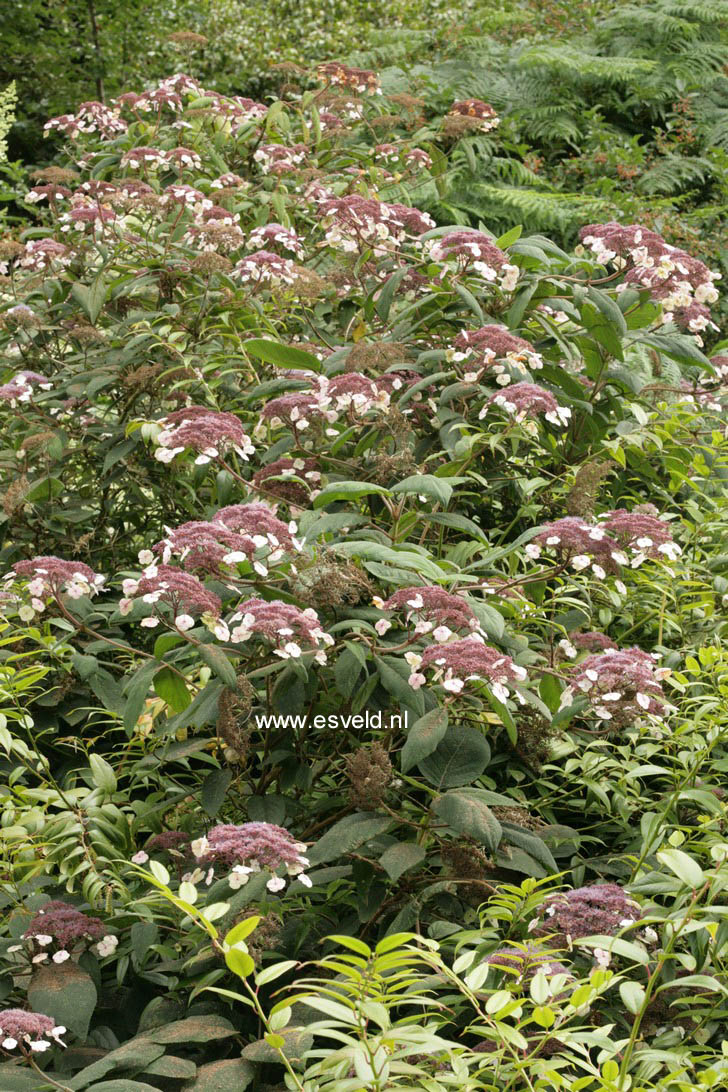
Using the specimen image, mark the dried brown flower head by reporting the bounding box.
[2,475,28,517]
[217,676,254,762]
[289,556,373,610]
[566,461,613,518]
[345,341,411,374]
[30,166,79,185]
[168,31,208,47]
[346,742,393,809]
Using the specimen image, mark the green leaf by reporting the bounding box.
[27,961,97,1041]
[379,842,426,882]
[182,1059,254,1091]
[244,338,322,372]
[418,723,490,788]
[454,283,483,322]
[72,277,106,324]
[309,812,393,866]
[225,947,255,979]
[153,666,192,713]
[376,269,409,322]
[144,1057,197,1080]
[313,481,391,507]
[401,707,448,772]
[241,1028,313,1064]
[495,224,523,248]
[656,848,705,888]
[84,1083,161,1092]
[201,768,233,817]
[391,474,465,507]
[146,1015,236,1044]
[122,661,158,736]
[226,916,261,946]
[88,753,117,794]
[197,644,238,687]
[374,655,424,716]
[68,1038,166,1089]
[432,790,502,852]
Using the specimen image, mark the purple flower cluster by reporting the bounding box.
[561,645,669,724]
[153,521,259,575]
[120,564,222,628]
[215,502,301,552]
[0,1009,66,1054]
[484,382,571,427]
[374,586,480,639]
[190,822,311,892]
[530,883,640,944]
[152,505,298,579]
[527,509,681,577]
[14,899,119,965]
[527,517,623,577]
[259,372,391,434]
[428,234,519,291]
[406,635,527,699]
[220,598,333,662]
[153,406,255,464]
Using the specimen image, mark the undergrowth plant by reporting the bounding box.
[0,27,726,1092]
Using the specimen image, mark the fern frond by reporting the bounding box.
[637,155,715,195]
[515,45,656,83]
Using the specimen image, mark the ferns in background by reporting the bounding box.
[360,0,728,262]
